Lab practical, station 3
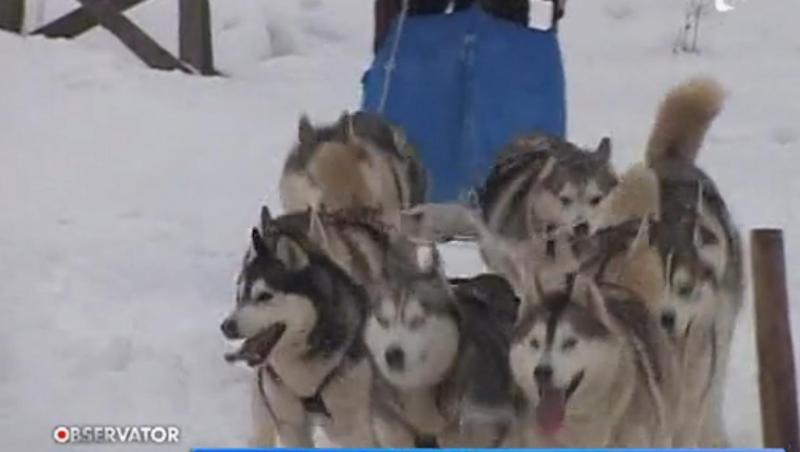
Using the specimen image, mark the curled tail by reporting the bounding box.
[646,77,725,166]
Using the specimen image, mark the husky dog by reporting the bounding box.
[580,77,743,447]
[475,134,618,293]
[479,134,617,240]
[279,111,428,215]
[220,206,374,447]
[643,77,742,448]
[365,247,518,447]
[507,275,678,447]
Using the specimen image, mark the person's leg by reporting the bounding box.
[362,8,567,202]
[362,11,472,202]
[468,11,566,188]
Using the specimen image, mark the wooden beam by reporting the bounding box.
[33,0,147,38]
[74,0,190,73]
[751,229,800,452]
[0,0,24,33]
[179,0,216,75]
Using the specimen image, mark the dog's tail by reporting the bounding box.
[645,77,725,166]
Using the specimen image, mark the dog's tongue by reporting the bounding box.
[535,387,566,436]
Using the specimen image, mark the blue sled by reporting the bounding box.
[361,5,566,203]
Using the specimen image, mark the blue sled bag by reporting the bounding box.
[362,3,567,203]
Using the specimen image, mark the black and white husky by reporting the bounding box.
[366,260,519,448]
[220,207,374,447]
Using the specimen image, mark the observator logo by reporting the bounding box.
[53,425,180,445]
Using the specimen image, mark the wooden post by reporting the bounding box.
[0,0,24,33]
[74,0,190,73]
[179,0,216,75]
[751,229,800,452]
[33,0,147,38]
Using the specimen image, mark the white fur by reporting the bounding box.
[530,180,607,234]
[510,322,622,412]
[364,299,459,389]
[279,172,323,213]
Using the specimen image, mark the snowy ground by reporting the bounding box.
[2,0,799,449]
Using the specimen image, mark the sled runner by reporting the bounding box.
[361,0,567,204]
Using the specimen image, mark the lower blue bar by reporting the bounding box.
[193,449,782,452]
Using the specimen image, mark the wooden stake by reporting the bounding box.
[74,0,190,73]
[33,0,146,38]
[179,0,216,75]
[751,229,799,452]
[0,0,24,33]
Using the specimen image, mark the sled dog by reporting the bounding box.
[366,263,519,448]
[220,206,374,447]
[580,77,743,447]
[507,274,678,447]
[279,112,428,215]
[475,134,618,293]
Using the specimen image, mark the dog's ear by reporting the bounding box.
[570,274,615,329]
[260,205,273,234]
[306,207,330,254]
[596,137,612,163]
[251,228,270,258]
[334,110,352,141]
[274,236,309,271]
[535,157,557,186]
[298,115,315,144]
[627,216,652,256]
[392,126,409,153]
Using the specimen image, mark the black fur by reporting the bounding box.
[247,219,368,360]
[450,274,518,412]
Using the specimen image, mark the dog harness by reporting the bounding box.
[256,337,368,425]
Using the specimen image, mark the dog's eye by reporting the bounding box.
[408,316,427,330]
[676,284,694,299]
[562,337,578,351]
[559,196,573,207]
[376,316,390,328]
[589,195,603,206]
[255,292,273,302]
[530,339,541,349]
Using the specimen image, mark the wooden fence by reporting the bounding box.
[1,0,216,75]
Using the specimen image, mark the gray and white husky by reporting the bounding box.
[475,134,619,293]
[580,77,744,447]
[279,111,428,215]
[220,206,375,447]
[507,274,678,448]
[480,134,618,240]
[365,245,518,448]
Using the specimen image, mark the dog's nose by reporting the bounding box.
[573,222,590,237]
[534,364,553,384]
[220,318,241,339]
[660,311,676,332]
[385,346,405,371]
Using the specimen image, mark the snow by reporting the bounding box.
[2,0,798,449]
